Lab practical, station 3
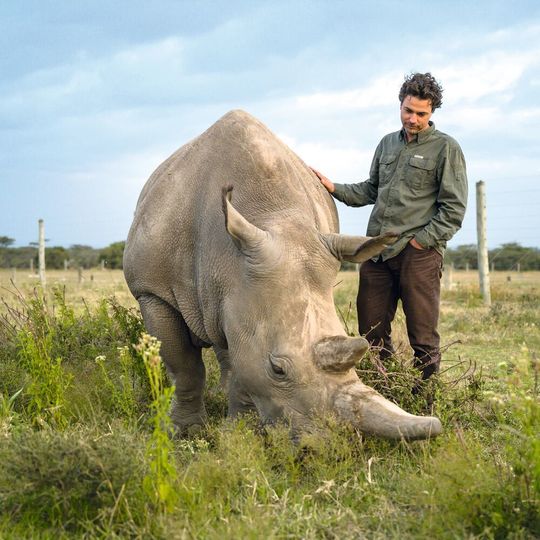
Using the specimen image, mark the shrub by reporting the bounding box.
[0,287,147,426]
[0,424,149,534]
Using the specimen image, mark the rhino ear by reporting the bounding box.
[322,232,399,263]
[222,186,269,253]
[313,336,369,372]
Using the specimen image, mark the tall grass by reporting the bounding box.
[0,285,147,427]
[135,333,179,512]
[0,274,538,538]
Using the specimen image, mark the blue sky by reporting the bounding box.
[2,0,539,248]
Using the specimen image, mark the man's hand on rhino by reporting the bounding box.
[310,167,335,193]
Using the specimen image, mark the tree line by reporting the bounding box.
[341,242,540,271]
[1,235,540,271]
[444,242,540,271]
[0,236,125,270]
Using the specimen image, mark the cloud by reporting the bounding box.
[467,154,540,180]
[293,49,538,116]
[439,104,540,134]
[1,36,186,117]
[435,51,539,105]
[278,134,374,179]
[10,146,173,248]
[291,21,540,123]
[295,72,403,111]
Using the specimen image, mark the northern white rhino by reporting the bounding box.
[124,110,442,440]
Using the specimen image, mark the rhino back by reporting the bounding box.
[124,110,338,345]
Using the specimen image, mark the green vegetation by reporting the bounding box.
[444,242,540,271]
[0,240,126,270]
[0,273,538,538]
[136,333,179,512]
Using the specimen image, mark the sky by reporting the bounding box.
[1,0,540,249]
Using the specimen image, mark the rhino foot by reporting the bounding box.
[170,397,207,436]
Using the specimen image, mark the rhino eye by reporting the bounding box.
[269,355,287,377]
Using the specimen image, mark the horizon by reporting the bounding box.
[3,226,538,253]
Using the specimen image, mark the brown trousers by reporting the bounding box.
[357,243,443,379]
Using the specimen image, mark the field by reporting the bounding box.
[0,268,538,539]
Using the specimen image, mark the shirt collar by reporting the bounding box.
[400,121,436,144]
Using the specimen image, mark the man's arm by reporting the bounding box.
[414,143,468,249]
[311,142,381,207]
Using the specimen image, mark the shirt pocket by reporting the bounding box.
[407,156,437,189]
[378,154,397,185]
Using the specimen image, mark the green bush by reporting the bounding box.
[0,287,146,426]
[0,424,149,535]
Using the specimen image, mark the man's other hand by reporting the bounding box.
[310,167,335,193]
[409,238,426,250]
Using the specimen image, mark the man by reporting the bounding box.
[313,72,467,381]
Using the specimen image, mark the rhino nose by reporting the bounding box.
[313,336,369,373]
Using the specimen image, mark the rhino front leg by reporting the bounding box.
[138,294,207,433]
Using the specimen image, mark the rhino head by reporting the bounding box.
[222,187,442,441]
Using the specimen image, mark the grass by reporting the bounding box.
[0,268,538,538]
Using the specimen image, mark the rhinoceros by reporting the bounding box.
[124,110,442,440]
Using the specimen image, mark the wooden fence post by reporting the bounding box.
[443,262,454,290]
[38,219,46,287]
[476,181,491,306]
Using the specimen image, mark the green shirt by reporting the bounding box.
[332,122,468,260]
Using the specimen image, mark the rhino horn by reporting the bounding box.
[313,336,369,372]
[334,381,443,440]
[322,232,399,263]
[222,186,269,252]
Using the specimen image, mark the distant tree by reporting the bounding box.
[0,246,37,269]
[46,246,69,269]
[340,260,358,271]
[444,244,478,269]
[489,243,540,271]
[68,245,100,269]
[0,236,15,248]
[99,241,125,269]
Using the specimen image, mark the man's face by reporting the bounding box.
[400,95,433,141]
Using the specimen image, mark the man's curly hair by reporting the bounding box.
[399,72,443,111]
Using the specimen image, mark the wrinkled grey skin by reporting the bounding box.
[124,110,442,440]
